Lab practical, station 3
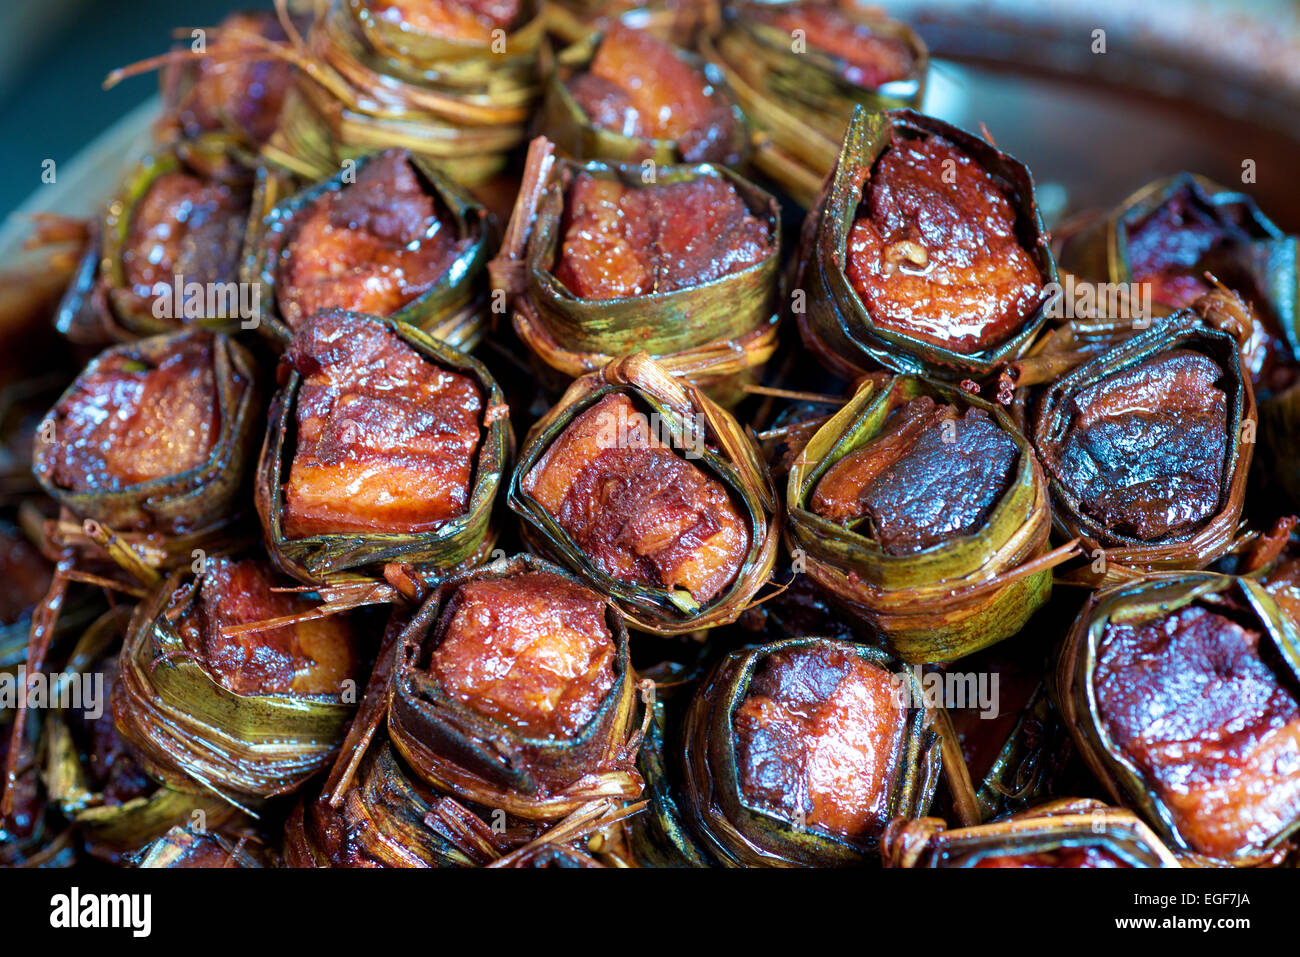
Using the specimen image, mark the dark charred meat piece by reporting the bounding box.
[428,571,615,736]
[369,0,523,42]
[1054,349,1228,540]
[39,335,225,493]
[553,173,771,300]
[565,25,738,162]
[521,393,748,603]
[280,151,468,328]
[174,11,292,144]
[811,396,1019,553]
[1094,603,1300,858]
[971,847,1131,868]
[282,311,482,538]
[122,170,250,316]
[847,132,1043,353]
[173,557,358,697]
[753,1,914,89]
[732,645,905,838]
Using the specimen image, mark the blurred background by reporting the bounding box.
[0,0,1299,222]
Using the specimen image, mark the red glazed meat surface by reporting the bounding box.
[732,644,905,838]
[754,2,914,89]
[175,556,358,697]
[553,173,771,300]
[41,335,226,492]
[429,571,615,736]
[280,151,466,327]
[1095,603,1300,857]
[521,393,748,604]
[846,132,1043,353]
[282,311,482,538]
[122,170,250,315]
[1053,349,1228,540]
[566,25,737,161]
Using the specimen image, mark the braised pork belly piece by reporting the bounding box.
[846,132,1043,353]
[753,1,914,89]
[282,311,482,538]
[552,173,771,300]
[368,0,523,43]
[811,396,1019,553]
[428,571,615,736]
[1094,603,1300,858]
[732,645,905,838]
[173,556,358,697]
[40,334,228,493]
[565,25,738,161]
[122,169,250,317]
[522,393,747,603]
[280,151,467,328]
[1052,349,1228,540]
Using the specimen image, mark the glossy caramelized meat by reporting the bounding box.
[755,2,913,89]
[847,133,1043,352]
[429,572,615,736]
[1095,604,1300,857]
[566,25,736,161]
[41,335,225,492]
[1126,182,1284,381]
[0,522,52,625]
[732,645,904,838]
[282,311,482,538]
[175,557,358,697]
[811,397,1018,553]
[971,847,1130,868]
[280,151,466,327]
[522,393,748,604]
[122,170,250,312]
[1055,349,1228,540]
[553,173,771,300]
[177,11,291,144]
[369,0,522,42]
[1128,182,1269,312]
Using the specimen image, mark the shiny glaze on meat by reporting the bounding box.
[811,396,1018,553]
[522,393,748,604]
[280,151,466,328]
[847,132,1043,353]
[428,572,615,737]
[369,0,522,42]
[174,556,358,697]
[1126,182,1286,381]
[41,335,224,493]
[282,311,482,538]
[1095,604,1300,857]
[1055,349,1228,540]
[552,173,771,300]
[754,2,914,89]
[566,25,736,161]
[122,170,250,314]
[732,645,905,838]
